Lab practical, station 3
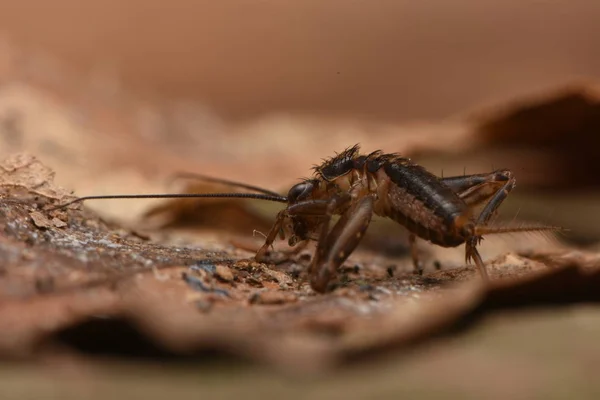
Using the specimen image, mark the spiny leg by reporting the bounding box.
[461,170,516,247]
[258,239,310,265]
[408,233,423,275]
[471,170,516,227]
[441,171,505,192]
[459,170,516,279]
[255,199,330,262]
[255,210,286,262]
[442,169,514,210]
[464,242,489,281]
[403,170,514,276]
[310,194,352,270]
[310,196,373,293]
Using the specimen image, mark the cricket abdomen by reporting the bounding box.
[376,160,470,247]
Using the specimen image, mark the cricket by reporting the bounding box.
[48,144,559,293]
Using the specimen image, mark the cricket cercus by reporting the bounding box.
[49,145,558,293]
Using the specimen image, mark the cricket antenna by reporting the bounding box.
[170,172,283,198]
[46,192,289,212]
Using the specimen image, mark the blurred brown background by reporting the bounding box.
[2,3,600,399]
[1,0,600,244]
[2,0,599,121]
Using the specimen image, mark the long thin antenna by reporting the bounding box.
[170,172,283,198]
[46,192,288,212]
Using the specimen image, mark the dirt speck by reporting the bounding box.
[214,264,234,282]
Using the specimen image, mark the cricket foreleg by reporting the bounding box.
[309,196,373,293]
[310,194,352,267]
[255,199,330,262]
[255,211,286,262]
[256,238,309,265]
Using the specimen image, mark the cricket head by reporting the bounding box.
[282,179,325,246]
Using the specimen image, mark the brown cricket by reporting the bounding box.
[49,144,558,293]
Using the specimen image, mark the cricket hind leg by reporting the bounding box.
[404,170,515,277]
[408,233,423,275]
[441,169,514,211]
[443,169,516,280]
[309,196,374,293]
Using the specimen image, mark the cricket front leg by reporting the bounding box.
[259,240,310,265]
[255,211,286,262]
[255,199,330,263]
[310,196,373,293]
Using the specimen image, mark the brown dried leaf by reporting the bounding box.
[474,85,600,189]
[0,153,75,203]
[0,149,598,377]
[51,217,67,228]
[29,210,52,229]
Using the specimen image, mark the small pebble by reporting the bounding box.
[215,265,234,282]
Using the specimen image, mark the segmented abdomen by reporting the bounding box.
[381,161,468,247]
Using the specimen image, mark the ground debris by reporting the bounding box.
[0,154,598,375]
[29,210,53,228]
[214,264,234,282]
[0,153,76,205]
[29,210,67,229]
[182,272,230,297]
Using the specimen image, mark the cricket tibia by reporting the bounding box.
[474,224,566,237]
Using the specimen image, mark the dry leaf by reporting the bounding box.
[0,153,75,204]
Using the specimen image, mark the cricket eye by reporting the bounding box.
[287,181,314,203]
